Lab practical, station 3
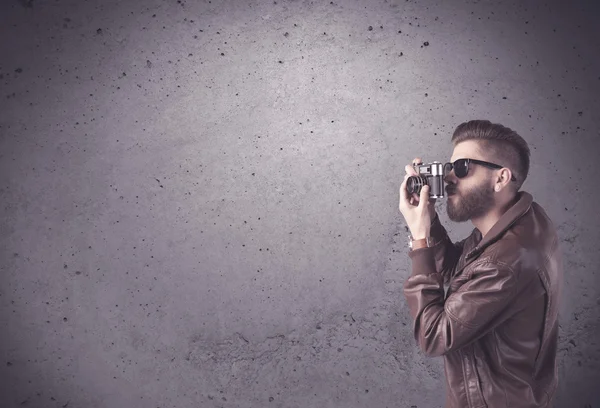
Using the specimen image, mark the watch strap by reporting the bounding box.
[408,235,432,250]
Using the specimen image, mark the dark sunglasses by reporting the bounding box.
[444,159,517,182]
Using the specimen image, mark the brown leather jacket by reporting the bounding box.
[403,191,563,408]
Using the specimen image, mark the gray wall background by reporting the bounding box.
[1,0,599,407]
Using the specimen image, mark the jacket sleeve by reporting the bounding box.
[422,213,468,285]
[402,258,537,357]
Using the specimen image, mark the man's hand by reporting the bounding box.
[399,157,437,239]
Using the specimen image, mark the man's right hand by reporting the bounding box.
[403,157,438,220]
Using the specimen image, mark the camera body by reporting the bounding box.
[407,161,446,198]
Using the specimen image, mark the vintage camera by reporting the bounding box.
[407,161,446,198]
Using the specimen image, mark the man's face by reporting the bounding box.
[445,141,496,223]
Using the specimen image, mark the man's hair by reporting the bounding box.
[451,120,531,193]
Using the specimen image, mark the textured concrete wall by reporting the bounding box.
[1,0,599,407]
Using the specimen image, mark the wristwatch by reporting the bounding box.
[408,235,433,250]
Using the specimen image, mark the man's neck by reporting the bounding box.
[473,192,519,238]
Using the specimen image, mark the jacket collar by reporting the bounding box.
[466,191,533,260]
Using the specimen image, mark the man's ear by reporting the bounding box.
[502,168,513,184]
[495,168,512,188]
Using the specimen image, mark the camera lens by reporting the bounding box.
[407,175,427,194]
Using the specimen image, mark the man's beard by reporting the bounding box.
[446,181,496,222]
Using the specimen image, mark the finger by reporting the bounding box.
[405,164,418,177]
[419,185,429,208]
[407,157,423,176]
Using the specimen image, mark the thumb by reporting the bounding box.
[419,185,429,206]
